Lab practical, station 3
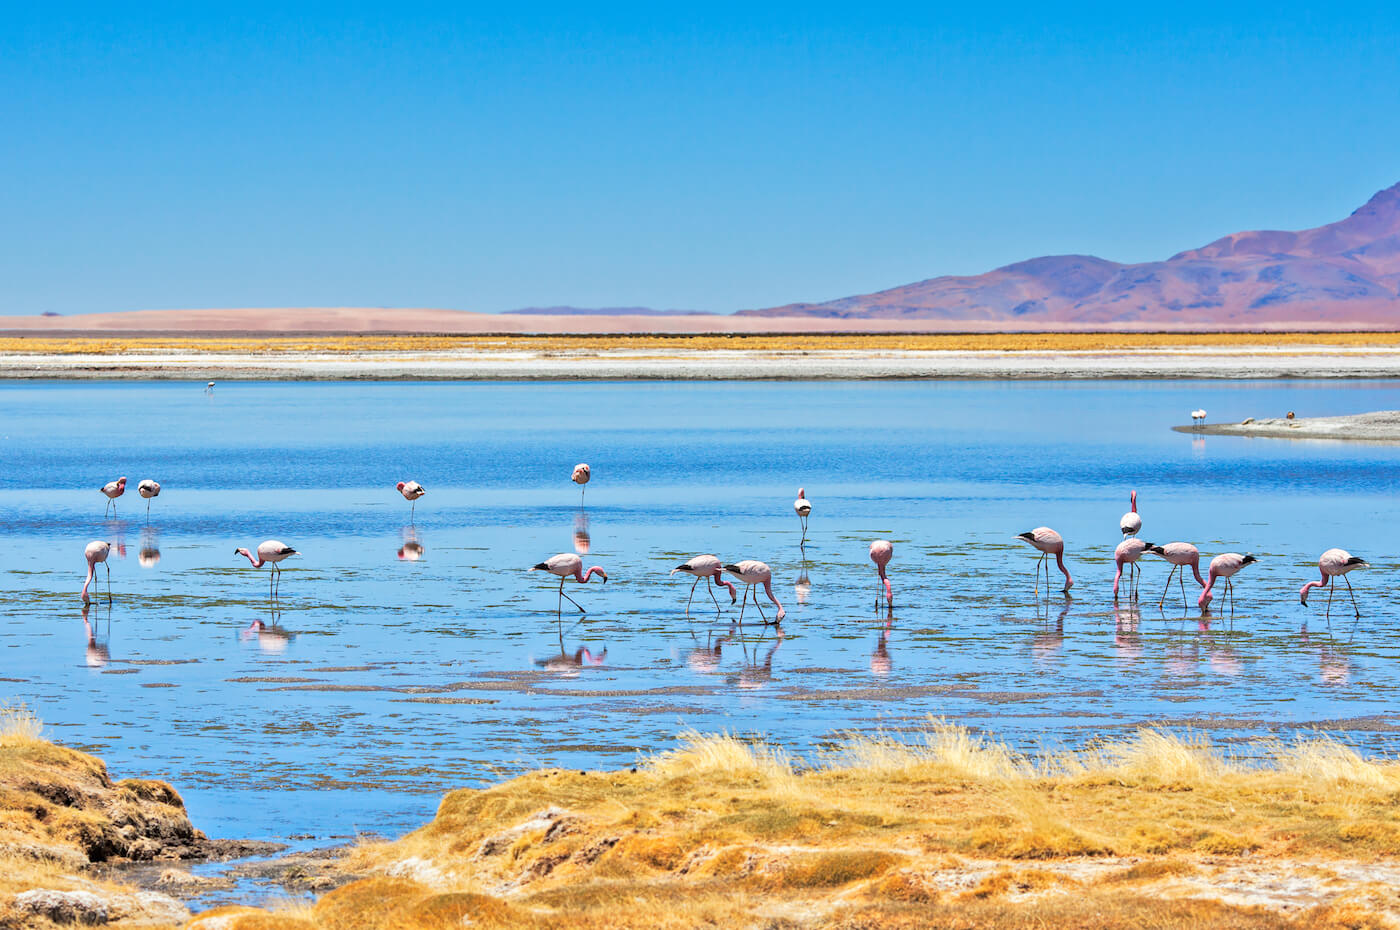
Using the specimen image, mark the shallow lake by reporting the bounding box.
[4,379,1400,857]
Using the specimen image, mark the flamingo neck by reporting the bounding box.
[761,578,785,615]
[241,550,265,568]
[1112,561,1124,596]
[1188,559,1207,586]
[1130,491,1137,514]
[1054,550,1073,588]
[577,566,605,583]
[712,572,737,597]
[1301,572,1331,600]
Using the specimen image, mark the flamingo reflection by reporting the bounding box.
[535,645,607,677]
[687,627,733,674]
[139,527,160,568]
[871,621,892,676]
[398,526,424,561]
[573,512,591,555]
[1113,605,1142,667]
[81,603,110,668]
[728,630,783,690]
[241,617,295,653]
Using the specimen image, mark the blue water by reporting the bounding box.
[3,379,1400,852]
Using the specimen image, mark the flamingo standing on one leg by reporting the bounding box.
[1199,553,1257,613]
[1300,548,1369,620]
[235,540,298,599]
[793,489,812,544]
[101,477,127,516]
[572,464,591,504]
[81,540,111,603]
[137,479,160,520]
[1120,490,1142,538]
[532,552,607,613]
[724,560,785,624]
[1147,542,1207,610]
[869,539,893,605]
[1113,538,1152,601]
[671,554,737,615]
[396,481,426,519]
[1017,527,1073,596]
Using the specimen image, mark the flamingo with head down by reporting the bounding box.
[1017,527,1072,596]
[81,541,111,603]
[1147,542,1206,609]
[235,540,298,599]
[671,554,736,615]
[869,539,893,604]
[532,552,607,613]
[724,560,785,624]
[1199,552,1257,613]
[1300,548,1369,619]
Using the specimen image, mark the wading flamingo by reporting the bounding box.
[1017,527,1072,595]
[205,381,215,393]
[869,539,893,604]
[572,464,591,503]
[101,477,127,516]
[1120,490,1141,537]
[1147,542,1206,609]
[794,489,811,543]
[137,479,160,519]
[396,481,425,519]
[724,560,785,624]
[81,540,111,603]
[1300,548,1369,620]
[1113,537,1152,601]
[1199,552,1257,612]
[532,552,606,612]
[235,540,298,599]
[671,554,737,615]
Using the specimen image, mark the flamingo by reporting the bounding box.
[724,560,785,623]
[396,481,426,518]
[794,488,811,543]
[81,540,111,603]
[532,552,606,612]
[1300,548,1369,619]
[572,464,591,503]
[1113,537,1152,601]
[1147,542,1207,609]
[1191,408,1208,428]
[1017,527,1073,595]
[1199,553,1257,612]
[101,477,127,516]
[869,539,893,604]
[205,381,215,393]
[1120,490,1141,538]
[137,479,160,519]
[671,554,737,615]
[235,540,298,599]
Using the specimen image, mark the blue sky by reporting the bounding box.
[2,3,1397,315]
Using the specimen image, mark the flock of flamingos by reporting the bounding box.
[79,466,1370,622]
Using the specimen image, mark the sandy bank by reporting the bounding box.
[8,345,1400,380]
[1174,411,1400,441]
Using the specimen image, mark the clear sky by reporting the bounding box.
[2,2,1398,315]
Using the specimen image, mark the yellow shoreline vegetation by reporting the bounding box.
[191,722,1400,929]
[3,331,1400,356]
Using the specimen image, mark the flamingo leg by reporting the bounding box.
[1344,574,1360,618]
[1159,565,1178,609]
[1034,552,1045,598]
[1325,577,1335,622]
[105,562,111,605]
[146,498,151,520]
[411,499,416,521]
[1178,569,1187,610]
[685,577,699,616]
[558,577,585,613]
[737,585,749,624]
[705,576,722,612]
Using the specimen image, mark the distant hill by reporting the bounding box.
[740,182,1400,325]
[502,306,711,316]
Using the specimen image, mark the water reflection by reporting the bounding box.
[1031,602,1070,668]
[397,526,424,561]
[728,629,783,690]
[573,512,590,555]
[1113,605,1142,667]
[871,621,892,676]
[241,604,295,653]
[138,527,160,568]
[81,603,110,668]
[794,563,811,605]
[686,626,733,674]
[535,644,606,677]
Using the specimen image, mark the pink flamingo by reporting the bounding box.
[235,540,298,598]
[671,554,737,614]
[396,481,425,519]
[572,464,591,504]
[532,552,606,612]
[1017,527,1072,595]
[869,539,893,604]
[81,540,111,603]
[1199,553,1257,613]
[1300,548,1369,619]
[1147,542,1206,609]
[1113,537,1152,601]
[794,489,812,543]
[724,560,785,623]
[101,477,127,516]
[1120,490,1141,538]
[137,479,160,520]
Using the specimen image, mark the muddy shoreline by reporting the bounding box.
[1173,410,1400,441]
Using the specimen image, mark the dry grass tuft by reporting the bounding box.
[0,704,42,745]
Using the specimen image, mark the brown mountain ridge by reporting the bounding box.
[741,182,1400,325]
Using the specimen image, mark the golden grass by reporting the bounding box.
[0,705,42,745]
[184,722,1400,929]
[4,331,1400,356]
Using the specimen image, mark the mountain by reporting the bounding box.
[502,306,710,316]
[740,182,1400,325]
